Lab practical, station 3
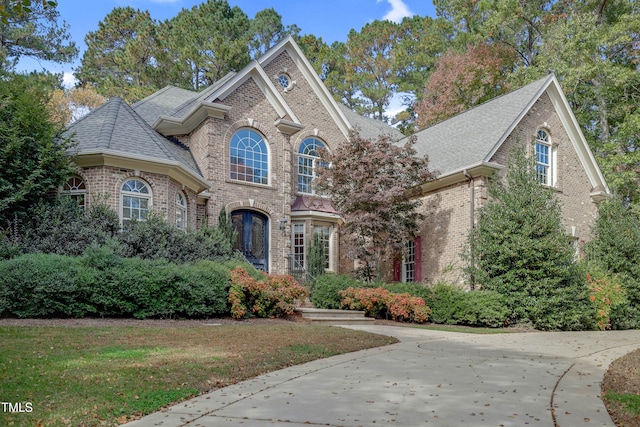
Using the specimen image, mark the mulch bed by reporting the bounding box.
[602,348,640,427]
[0,316,305,328]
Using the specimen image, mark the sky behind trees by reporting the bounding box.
[17,0,436,88]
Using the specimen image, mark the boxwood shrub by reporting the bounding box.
[0,250,244,319]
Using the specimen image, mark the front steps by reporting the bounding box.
[295,307,375,324]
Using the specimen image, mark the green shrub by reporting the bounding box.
[0,253,93,318]
[0,251,236,319]
[427,283,510,328]
[118,213,233,263]
[311,273,364,309]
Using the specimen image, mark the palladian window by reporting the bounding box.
[121,178,151,229]
[230,129,269,185]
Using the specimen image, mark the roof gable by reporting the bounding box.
[407,74,609,195]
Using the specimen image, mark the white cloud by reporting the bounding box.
[62,72,77,89]
[379,0,413,23]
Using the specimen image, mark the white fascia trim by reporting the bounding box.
[545,77,611,195]
[415,162,503,195]
[153,102,232,135]
[259,37,352,139]
[290,210,342,221]
[207,61,302,125]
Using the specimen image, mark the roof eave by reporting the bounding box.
[153,102,232,135]
[75,149,211,193]
[414,162,503,196]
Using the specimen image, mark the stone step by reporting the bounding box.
[295,308,375,324]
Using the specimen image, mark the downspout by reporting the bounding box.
[464,169,475,290]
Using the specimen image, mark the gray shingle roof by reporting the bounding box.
[132,86,197,125]
[165,72,237,121]
[339,104,405,143]
[65,96,204,179]
[406,74,553,176]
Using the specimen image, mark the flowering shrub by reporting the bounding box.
[228,267,308,319]
[587,270,626,330]
[339,286,431,323]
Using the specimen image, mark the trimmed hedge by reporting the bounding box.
[0,249,245,319]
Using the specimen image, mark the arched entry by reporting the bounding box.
[232,210,269,272]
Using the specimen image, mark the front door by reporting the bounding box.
[232,210,269,272]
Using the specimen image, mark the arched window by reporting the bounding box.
[121,178,151,229]
[535,130,552,186]
[230,129,269,185]
[175,191,187,231]
[297,137,326,194]
[62,176,87,209]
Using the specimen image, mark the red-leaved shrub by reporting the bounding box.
[229,267,308,319]
[339,286,431,323]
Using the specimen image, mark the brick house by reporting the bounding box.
[64,36,610,283]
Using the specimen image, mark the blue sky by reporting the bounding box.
[18,0,437,86]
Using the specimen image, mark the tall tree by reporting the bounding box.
[315,130,435,281]
[249,8,299,59]
[0,74,75,224]
[0,0,76,69]
[524,0,640,207]
[342,20,399,121]
[415,42,516,129]
[75,7,160,101]
[158,0,251,91]
[465,148,591,330]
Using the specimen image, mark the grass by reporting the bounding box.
[605,392,640,415]
[0,323,397,426]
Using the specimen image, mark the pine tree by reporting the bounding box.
[465,148,592,330]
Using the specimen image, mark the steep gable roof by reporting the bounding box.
[65,97,209,191]
[407,74,610,196]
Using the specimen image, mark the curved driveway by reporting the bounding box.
[123,326,640,427]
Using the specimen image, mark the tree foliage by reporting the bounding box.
[415,43,516,129]
[46,85,106,126]
[0,0,76,69]
[315,130,435,281]
[0,73,75,224]
[75,7,161,101]
[585,197,640,329]
[466,148,592,330]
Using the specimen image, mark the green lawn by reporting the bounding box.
[0,323,397,426]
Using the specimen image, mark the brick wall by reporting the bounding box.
[413,92,600,286]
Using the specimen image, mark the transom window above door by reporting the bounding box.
[230,129,269,185]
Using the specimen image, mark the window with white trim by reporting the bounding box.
[62,176,87,209]
[298,137,327,194]
[175,192,187,231]
[121,178,151,229]
[230,129,269,185]
[535,130,554,186]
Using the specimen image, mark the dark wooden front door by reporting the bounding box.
[232,210,269,272]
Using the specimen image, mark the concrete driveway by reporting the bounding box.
[123,325,640,427]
